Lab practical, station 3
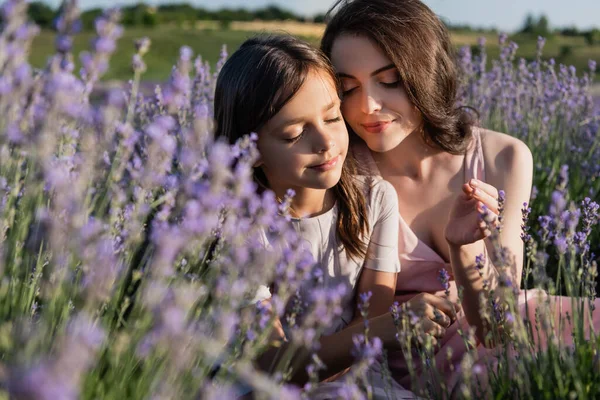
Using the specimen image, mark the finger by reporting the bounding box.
[476,222,492,240]
[472,188,499,215]
[422,293,460,321]
[414,332,438,348]
[462,183,475,197]
[428,305,451,328]
[431,323,446,339]
[477,202,501,230]
[422,320,446,339]
[469,179,499,199]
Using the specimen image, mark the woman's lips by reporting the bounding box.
[361,120,393,133]
[309,155,340,172]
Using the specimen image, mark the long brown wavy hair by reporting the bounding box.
[321,0,475,155]
[214,34,369,260]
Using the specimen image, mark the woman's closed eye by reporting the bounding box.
[342,86,358,97]
[381,80,401,89]
[342,81,400,97]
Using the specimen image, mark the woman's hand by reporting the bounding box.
[403,293,461,345]
[444,179,501,246]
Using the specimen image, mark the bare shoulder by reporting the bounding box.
[478,128,533,178]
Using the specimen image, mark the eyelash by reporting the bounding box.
[342,81,401,97]
[284,117,342,143]
[382,80,401,88]
[285,131,305,143]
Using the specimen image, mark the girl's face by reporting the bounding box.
[256,69,348,197]
[330,34,423,153]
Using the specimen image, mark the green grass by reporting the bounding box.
[29,25,599,82]
[30,26,320,82]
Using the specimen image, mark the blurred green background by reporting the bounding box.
[26,2,600,83]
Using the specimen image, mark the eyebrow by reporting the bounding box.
[271,101,339,132]
[322,100,337,112]
[337,63,396,79]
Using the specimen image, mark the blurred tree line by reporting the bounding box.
[25,1,600,45]
[27,2,320,30]
[521,13,600,45]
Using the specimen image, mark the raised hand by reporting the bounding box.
[444,179,501,246]
[464,179,502,216]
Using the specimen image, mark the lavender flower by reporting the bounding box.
[438,268,451,296]
[0,8,598,398]
[497,189,506,232]
[351,334,383,366]
[553,235,569,255]
[475,253,485,276]
[79,8,122,88]
[390,301,401,326]
[9,314,106,400]
[521,202,533,242]
[581,197,600,237]
[358,291,373,317]
[549,190,567,218]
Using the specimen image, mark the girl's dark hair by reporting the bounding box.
[214,34,369,260]
[321,0,475,155]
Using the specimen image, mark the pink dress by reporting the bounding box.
[355,128,600,394]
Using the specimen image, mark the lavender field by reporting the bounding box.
[0,1,599,399]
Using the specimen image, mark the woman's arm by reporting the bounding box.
[446,131,533,343]
[482,133,533,287]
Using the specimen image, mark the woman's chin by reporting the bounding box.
[362,137,403,153]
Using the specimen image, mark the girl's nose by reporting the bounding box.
[314,130,336,153]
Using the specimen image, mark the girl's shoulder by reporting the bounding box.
[353,175,399,216]
[477,127,533,181]
[353,174,396,196]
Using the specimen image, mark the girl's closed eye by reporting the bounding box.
[284,117,341,143]
[325,116,343,124]
[284,129,306,143]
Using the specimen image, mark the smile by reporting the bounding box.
[361,120,394,133]
[309,155,341,172]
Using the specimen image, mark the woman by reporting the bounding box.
[321,0,600,394]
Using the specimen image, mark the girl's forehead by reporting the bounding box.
[262,70,339,132]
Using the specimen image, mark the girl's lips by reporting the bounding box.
[361,120,393,133]
[309,155,340,172]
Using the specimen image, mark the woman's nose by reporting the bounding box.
[361,87,382,114]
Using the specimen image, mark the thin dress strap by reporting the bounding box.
[463,126,486,182]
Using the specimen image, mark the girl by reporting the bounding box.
[214,35,420,398]
[321,0,600,394]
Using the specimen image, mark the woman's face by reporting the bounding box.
[330,34,422,153]
[256,69,348,197]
